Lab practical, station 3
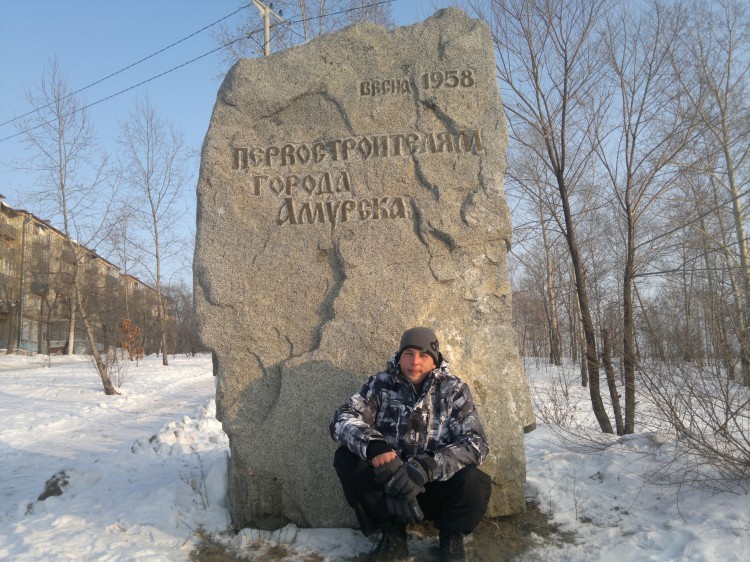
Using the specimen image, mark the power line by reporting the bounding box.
[0,0,395,145]
[634,235,747,278]
[0,2,255,129]
[635,187,750,250]
[636,263,748,278]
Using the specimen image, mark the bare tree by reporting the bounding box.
[669,0,750,385]
[506,132,571,366]
[592,1,695,433]
[164,281,208,357]
[515,182,567,363]
[105,206,144,322]
[116,98,191,366]
[476,0,614,433]
[15,58,118,394]
[213,0,393,71]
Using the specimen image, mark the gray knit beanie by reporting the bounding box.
[398,327,440,365]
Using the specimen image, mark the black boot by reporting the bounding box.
[370,522,408,560]
[439,530,465,562]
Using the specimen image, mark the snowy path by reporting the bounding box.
[0,355,230,561]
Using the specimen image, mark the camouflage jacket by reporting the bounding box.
[330,355,489,481]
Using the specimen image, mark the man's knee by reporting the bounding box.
[334,446,369,480]
[426,466,491,533]
[453,465,492,505]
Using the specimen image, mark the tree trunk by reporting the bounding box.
[37,298,44,353]
[682,254,695,362]
[66,298,76,355]
[45,297,55,358]
[6,302,17,354]
[161,326,169,366]
[557,171,612,433]
[575,290,588,387]
[157,292,169,366]
[74,282,117,395]
[542,214,563,366]
[601,328,624,435]
[622,216,636,434]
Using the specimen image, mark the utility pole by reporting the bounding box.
[252,0,284,56]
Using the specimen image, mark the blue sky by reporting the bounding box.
[0,0,456,209]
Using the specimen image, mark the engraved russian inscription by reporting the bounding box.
[248,170,352,197]
[231,129,485,229]
[276,196,409,228]
[359,78,412,96]
[231,129,485,170]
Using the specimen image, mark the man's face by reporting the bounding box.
[398,347,437,386]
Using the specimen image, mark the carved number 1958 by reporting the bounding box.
[421,69,475,89]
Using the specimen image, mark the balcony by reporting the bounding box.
[0,221,17,240]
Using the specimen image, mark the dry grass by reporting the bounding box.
[189,527,323,561]
[189,502,570,561]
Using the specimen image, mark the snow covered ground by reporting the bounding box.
[0,353,746,561]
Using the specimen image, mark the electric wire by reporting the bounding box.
[0,2,255,129]
[635,187,750,250]
[0,0,395,144]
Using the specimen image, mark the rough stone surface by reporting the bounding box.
[194,8,535,530]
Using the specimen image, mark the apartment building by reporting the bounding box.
[0,195,158,354]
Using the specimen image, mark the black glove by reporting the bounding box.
[373,457,404,486]
[373,458,424,498]
[386,495,424,524]
[406,454,439,487]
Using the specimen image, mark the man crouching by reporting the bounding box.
[330,327,491,561]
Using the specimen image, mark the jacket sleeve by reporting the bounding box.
[432,382,490,481]
[329,376,389,460]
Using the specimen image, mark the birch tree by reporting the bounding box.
[670,0,750,385]
[117,98,190,366]
[506,137,567,365]
[16,58,118,394]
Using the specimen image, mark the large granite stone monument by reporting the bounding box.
[194,8,535,530]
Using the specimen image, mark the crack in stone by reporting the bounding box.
[320,90,356,137]
[194,266,236,312]
[248,89,356,138]
[312,241,347,352]
[419,99,461,134]
[274,325,295,358]
[410,199,458,283]
[407,83,442,202]
[437,34,449,60]
[413,159,440,200]
[252,231,274,265]
[409,199,430,251]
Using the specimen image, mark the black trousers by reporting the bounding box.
[334,447,491,536]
